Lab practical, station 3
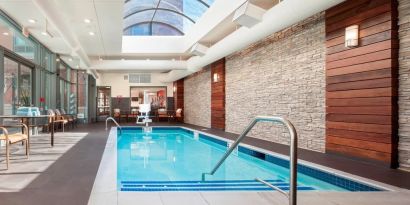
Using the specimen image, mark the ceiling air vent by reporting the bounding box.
[129,74,151,83]
[233,1,266,28]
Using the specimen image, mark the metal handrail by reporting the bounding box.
[105,117,123,134]
[201,116,298,205]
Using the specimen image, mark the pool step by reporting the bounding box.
[120,179,315,191]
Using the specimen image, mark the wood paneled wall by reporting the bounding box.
[325,0,399,167]
[173,79,184,121]
[211,58,226,130]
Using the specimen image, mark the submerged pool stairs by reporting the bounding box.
[120,179,315,191]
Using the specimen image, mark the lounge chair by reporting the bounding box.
[0,123,29,169]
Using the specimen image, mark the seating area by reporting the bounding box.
[0,108,81,169]
[112,107,182,123]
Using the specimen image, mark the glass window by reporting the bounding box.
[3,58,19,115]
[44,50,53,72]
[19,65,32,107]
[152,10,189,34]
[124,23,151,36]
[59,80,66,110]
[0,16,36,61]
[152,22,183,35]
[78,71,88,121]
[71,69,77,83]
[67,68,71,82]
[123,0,215,36]
[59,64,67,80]
[45,73,53,110]
[69,83,77,114]
[39,70,53,111]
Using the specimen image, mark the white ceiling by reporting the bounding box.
[0,0,255,70]
[0,0,344,74]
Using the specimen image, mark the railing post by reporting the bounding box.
[105,117,123,134]
[201,116,298,205]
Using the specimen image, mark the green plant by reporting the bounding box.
[20,89,31,106]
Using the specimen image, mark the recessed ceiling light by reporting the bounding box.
[41,31,48,36]
[172,58,175,61]
[28,19,37,23]
[121,58,125,61]
[56,58,60,62]
[84,18,91,23]
[68,58,73,61]
[146,58,150,61]
[89,31,95,36]
[2,32,9,36]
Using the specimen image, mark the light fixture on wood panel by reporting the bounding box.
[213,73,220,83]
[345,25,359,47]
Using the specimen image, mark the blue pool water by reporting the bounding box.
[117,127,382,192]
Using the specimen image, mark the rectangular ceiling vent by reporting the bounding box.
[129,74,151,83]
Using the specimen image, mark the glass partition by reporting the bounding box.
[1,11,90,121]
[0,16,36,61]
[3,57,19,115]
[68,69,77,114]
[19,64,32,107]
[77,71,88,122]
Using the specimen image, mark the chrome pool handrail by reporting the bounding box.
[105,117,123,134]
[201,116,298,205]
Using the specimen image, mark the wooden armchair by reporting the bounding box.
[175,108,183,122]
[157,109,169,122]
[60,109,77,128]
[47,110,68,132]
[54,109,73,130]
[113,108,121,122]
[0,123,29,169]
[128,108,138,122]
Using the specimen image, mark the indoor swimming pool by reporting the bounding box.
[117,127,384,192]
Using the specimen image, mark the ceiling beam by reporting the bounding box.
[32,0,91,67]
[89,59,187,70]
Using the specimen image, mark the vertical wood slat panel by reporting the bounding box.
[173,79,184,122]
[325,0,398,167]
[211,58,226,130]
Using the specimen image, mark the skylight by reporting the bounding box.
[123,0,215,36]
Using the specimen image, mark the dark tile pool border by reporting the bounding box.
[182,127,385,192]
[199,134,228,147]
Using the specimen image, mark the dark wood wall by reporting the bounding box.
[173,79,184,121]
[211,58,226,130]
[325,0,399,167]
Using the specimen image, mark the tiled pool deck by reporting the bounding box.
[0,122,410,205]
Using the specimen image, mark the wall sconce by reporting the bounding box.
[213,73,219,83]
[345,25,359,47]
[173,86,176,92]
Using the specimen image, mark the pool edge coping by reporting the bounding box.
[88,125,406,204]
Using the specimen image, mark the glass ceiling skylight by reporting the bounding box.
[123,0,215,36]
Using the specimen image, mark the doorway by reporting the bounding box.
[96,86,111,121]
[129,86,167,111]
